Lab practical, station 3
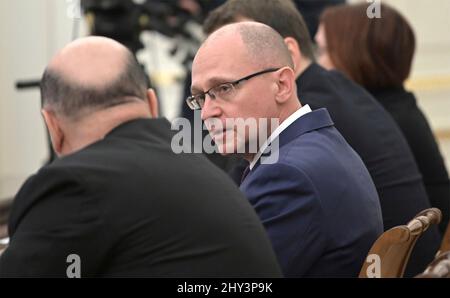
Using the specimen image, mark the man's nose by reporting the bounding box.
[200,96,221,121]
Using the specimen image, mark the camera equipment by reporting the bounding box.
[80,0,211,67]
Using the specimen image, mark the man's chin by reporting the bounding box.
[214,142,249,156]
[210,132,248,155]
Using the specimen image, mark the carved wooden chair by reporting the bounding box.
[359,208,442,278]
[416,251,450,278]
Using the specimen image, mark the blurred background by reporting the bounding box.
[1,0,449,202]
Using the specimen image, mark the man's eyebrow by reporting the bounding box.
[191,76,237,94]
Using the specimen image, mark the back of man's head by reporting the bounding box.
[203,0,315,61]
[40,36,159,156]
[40,36,149,121]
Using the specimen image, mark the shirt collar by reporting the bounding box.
[249,104,312,170]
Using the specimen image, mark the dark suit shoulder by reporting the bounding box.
[4,119,282,277]
[9,164,99,237]
[298,64,423,187]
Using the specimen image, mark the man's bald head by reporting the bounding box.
[200,22,294,70]
[41,36,148,120]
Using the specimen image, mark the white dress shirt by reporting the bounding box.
[249,104,312,170]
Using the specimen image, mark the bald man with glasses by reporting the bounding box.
[189,22,383,277]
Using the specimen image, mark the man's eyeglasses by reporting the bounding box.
[186,68,280,110]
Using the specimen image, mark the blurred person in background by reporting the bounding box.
[317,3,450,236]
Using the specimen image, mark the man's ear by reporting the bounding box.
[41,109,64,156]
[146,88,159,118]
[284,37,302,72]
[274,67,295,105]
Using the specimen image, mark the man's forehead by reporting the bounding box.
[192,37,249,88]
[193,49,235,72]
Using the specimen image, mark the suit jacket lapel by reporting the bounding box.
[250,108,335,172]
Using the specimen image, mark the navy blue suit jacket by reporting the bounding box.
[240,108,383,277]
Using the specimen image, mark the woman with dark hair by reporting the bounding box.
[316,3,450,236]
